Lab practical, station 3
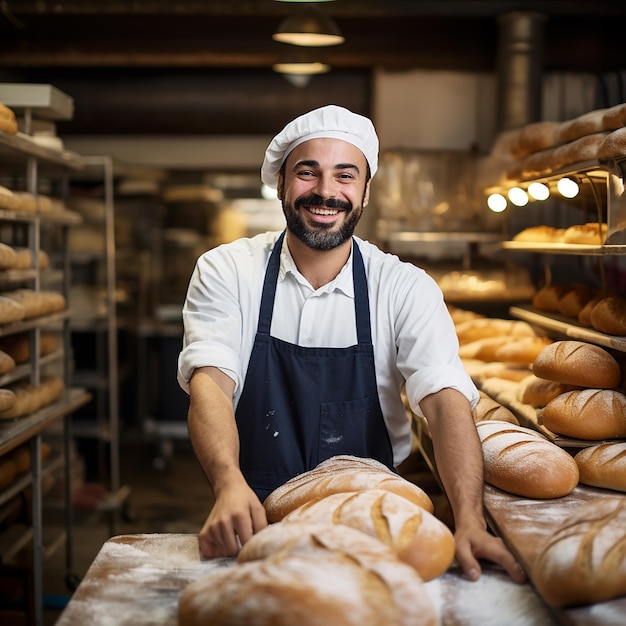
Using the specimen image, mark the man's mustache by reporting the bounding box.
[294,194,352,212]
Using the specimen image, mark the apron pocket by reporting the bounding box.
[319,395,392,465]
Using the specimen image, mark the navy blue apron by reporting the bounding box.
[235,231,394,501]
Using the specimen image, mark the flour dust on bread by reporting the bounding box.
[263,455,434,522]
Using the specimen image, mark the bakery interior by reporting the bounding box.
[1,0,626,624]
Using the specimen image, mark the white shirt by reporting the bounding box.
[178,231,478,466]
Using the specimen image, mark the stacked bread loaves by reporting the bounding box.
[476,420,579,498]
[178,456,443,625]
[0,103,18,136]
[179,523,439,626]
[532,497,626,607]
[532,341,626,439]
[530,282,626,335]
[496,103,626,182]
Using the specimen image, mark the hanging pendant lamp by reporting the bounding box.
[273,5,344,47]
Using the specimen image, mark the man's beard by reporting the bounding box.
[283,193,362,251]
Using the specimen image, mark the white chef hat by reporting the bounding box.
[261,105,379,189]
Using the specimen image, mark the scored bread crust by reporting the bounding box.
[532,498,626,607]
[574,442,626,492]
[179,550,438,626]
[263,455,434,522]
[532,340,622,388]
[281,489,455,581]
[542,389,626,440]
[476,420,579,498]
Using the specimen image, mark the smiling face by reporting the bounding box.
[277,138,371,251]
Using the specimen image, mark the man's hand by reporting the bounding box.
[198,478,268,558]
[454,521,526,583]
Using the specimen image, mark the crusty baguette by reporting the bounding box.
[263,455,434,523]
[282,489,455,581]
[542,389,626,440]
[532,340,622,388]
[532,497,626,607]
[574,442,626,492]
[476,420,579,498]
[179,549,438,626]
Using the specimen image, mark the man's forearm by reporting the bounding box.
[420,388,486,529]
[188,367,242,495]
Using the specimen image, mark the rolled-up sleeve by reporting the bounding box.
[177,248,244,394]
[392,268,478,416]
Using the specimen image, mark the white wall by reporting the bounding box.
[373,69,498,154]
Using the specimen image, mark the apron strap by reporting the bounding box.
[256,230,372,346]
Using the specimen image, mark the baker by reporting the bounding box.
[177,104,525,583]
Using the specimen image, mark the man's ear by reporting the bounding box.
[363,180,371,207]
[276,174,284,201]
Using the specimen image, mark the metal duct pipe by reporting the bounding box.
[496,11,547,132]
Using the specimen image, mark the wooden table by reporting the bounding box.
[56,532,557,625]
[484,484,626,626]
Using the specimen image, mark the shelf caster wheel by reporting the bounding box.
[65,571,81,592]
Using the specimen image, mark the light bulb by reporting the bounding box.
[557,177,579,198]
[487,193,507,213]
[528,182,550,201]
[508,187,529,206]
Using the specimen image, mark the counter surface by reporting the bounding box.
[56,532,556,626]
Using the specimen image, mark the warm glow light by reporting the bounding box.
[508,187,529,206]
[528,182,550,201]
[272,61,330,75]
[273,6,344,47]
[557,177,579,198]
[487,193,507,213]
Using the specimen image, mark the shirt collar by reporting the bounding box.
[278,236,355,297]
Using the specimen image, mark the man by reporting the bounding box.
[177,104,525,583]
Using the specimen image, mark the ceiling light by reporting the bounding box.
[273,47,330,78]
[273,6,344,47]
[274,1,335,3]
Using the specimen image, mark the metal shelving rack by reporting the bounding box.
[0,83,91,626]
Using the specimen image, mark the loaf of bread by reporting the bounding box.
[542,389,626,440]
[0,458,17,489]
[562,222,607,245]
[455,318,537,345]
[281,489,455,581]
[517,375,578,408]
[556,108,607,145]
[557,284,600,318]
[458,336,511,362]
[0,350,16,375]
[532,497,626,607]
[513,225,564,244]
[532,340,622,388]
[476,420,579,498]
[263,455,434,523]
[602,102,626,130]
[0,295,26,325]
[578,293,604,327]
[0,388,16,413]
[0,242,17,270]
[3,289,66,319]
[532,284,573,312]
[472,392,519,424]
[590,295,626,335]
[598,126,626,160]
[0,102,18,135]
[508,120,562,158]
[574,442,626,492]
[493,335,552,365]
[238,521,396,564]
[178,551,438,626]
